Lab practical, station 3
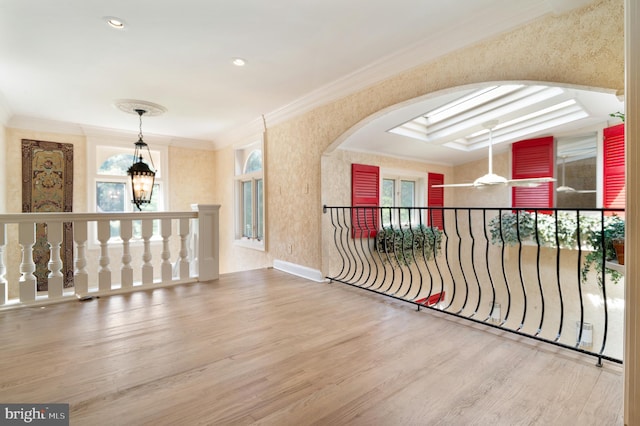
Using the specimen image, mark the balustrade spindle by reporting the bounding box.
[18,222,37,302]
[177,218,190,280]
[161,219,172,283]
[46,221,64,298]
[120,219,133,288]
[97,220,112,292]
[73,220,88,297]
[141,219,153,285]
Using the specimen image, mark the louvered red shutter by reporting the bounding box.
[603,124,625,210]
[351,163,379,238]
[511,136,554,209]
[428,172,444,229]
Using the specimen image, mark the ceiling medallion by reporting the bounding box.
[114,99,167,116]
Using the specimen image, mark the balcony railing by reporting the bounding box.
[323,206,625,365]
[0,204,220,309]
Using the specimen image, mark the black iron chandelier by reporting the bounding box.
[127,109,156,210]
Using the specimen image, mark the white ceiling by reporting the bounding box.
[0,0,600,152]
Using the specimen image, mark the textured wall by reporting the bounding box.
[265,0,622,273]
[168,146,217,211]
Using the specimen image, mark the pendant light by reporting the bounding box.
[127,109,156,210]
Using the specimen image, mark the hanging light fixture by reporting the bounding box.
[127,109,156,210]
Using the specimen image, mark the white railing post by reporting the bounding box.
[177,218,190,280]
[73,220,88,297]
[161,218,172,283]
[0,222,6,305]
[120,219,133,289]
[19,222,37,302]
[97,220,112,292]
[141,219,153,285]
[46,221,64,299]
[192,204,220,282]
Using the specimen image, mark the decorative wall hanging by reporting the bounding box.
[21,139,74,290]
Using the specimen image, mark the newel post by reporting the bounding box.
[192,204,220,282]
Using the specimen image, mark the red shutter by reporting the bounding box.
[511,136,554,209]
[351,163,379,238]
[428,172,444,229]
[603,123,625,210]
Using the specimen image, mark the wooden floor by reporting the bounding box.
[0,268,624,425]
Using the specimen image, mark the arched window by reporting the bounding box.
[243,149,262,174]
[234,142,265,249]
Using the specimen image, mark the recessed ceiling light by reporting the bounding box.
[232,58,247,67]
[105,16,126,29]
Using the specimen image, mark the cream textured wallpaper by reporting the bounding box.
[263,0,624,273]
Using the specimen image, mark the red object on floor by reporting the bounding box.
[415,292,445,306]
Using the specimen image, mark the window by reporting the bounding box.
[90,142,167,240]
[381,176,418,227]
[235,140,265,248]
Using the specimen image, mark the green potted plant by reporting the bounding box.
[375,224,442,267]
[581,215,625,284]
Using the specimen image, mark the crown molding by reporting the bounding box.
[7,115,216,151]
[257,1,556,132]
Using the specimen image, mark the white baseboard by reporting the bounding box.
[273,260,327,282]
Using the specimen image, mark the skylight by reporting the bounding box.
[388,84,589,152]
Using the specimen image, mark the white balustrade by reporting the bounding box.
[120,219,133,289]
[0,206,220,309]
[19,222,36,302]
[73,220,88,297]
[46,221,63,299]
[177,218,190,280]
[97,220,112,292]
[161,218,172,283]
[141,219,153,285]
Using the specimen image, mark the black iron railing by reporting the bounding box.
[323,206,625,365]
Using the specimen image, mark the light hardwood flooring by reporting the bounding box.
[0,268,624,425]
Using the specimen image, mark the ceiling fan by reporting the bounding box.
[432,120,555,189]
[556,156,596,194]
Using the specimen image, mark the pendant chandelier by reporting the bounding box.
[127,108,156,210]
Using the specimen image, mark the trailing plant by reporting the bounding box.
[488,211,624,285]
[488,211,590,249]
[375,224,443,267]
[581,215,625,285]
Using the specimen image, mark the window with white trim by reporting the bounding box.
[380,171,425,227]
[89,141,167,240]
[234,140,265,249]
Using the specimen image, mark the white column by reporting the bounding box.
[120,219,133,288]
[0,222,6,305]
[161,218,172,283]
[18,222,36,302]
[192,204,220,282]
[73,220,88,297]
[141,219,153,285]
[178,218,190,280]
[97,220,111,292]
[46,221,63,299]
[624,0,639,423]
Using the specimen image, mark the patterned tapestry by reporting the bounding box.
[21,139,74,290]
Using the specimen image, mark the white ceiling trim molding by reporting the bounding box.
[7,115,215,151]
[8,115,85,136]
